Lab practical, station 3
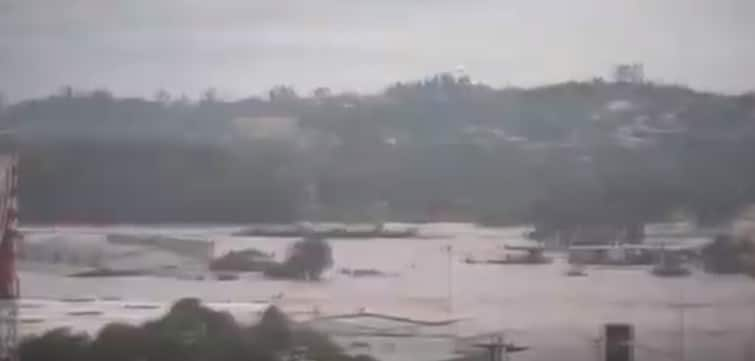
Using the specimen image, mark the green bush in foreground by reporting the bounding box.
[20,298,374,361]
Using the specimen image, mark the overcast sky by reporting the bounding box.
[1,0,754,101]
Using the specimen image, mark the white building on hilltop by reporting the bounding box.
[613,63,645,84]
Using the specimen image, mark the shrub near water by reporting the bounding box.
[19,298,374,361]
[264,236,334,281]
[702,234,755,275]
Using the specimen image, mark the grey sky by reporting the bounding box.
[1,0,754,101]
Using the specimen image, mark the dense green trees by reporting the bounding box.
[17,141,299,223]
[2,78,754,226]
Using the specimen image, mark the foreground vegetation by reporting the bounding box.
[20,298,374,361]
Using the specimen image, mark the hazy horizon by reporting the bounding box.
[2,0,754,102]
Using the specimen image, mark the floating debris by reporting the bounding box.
[67,310,104,316]
[20,318,45,324]
[124,304,161,310]
[60,297,96,303]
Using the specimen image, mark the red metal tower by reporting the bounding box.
[0,155,19,361]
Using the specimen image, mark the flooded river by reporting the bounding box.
[17,223,755,361]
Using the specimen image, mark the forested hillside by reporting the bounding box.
[3,75,754,225]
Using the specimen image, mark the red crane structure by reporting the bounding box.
[0,155,19,361]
